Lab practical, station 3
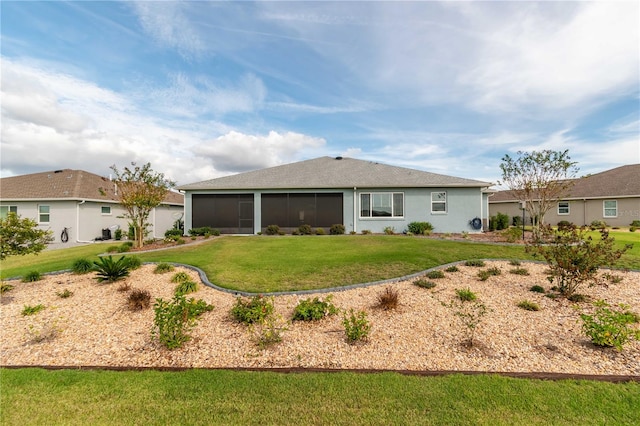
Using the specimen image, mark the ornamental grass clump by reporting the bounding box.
[71,258,94,274]
[375,287,399,311]
[174,280,198,297]
[128,289,152,311]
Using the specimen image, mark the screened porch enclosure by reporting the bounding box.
[191,194,254,234]
[261,193,343,232]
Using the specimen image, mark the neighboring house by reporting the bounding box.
[489,164,640,228]
[177,156,493,235]
[0,169,184,243]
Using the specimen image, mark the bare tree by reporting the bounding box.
[110,162,175,248]
[499,150,578,239]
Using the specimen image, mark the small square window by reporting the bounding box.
[558,202,569,215]
[0,205,17,219]
[101,206,112,215]
[603,200,617,218]
[431,192,447,214]
[39,205,50,223]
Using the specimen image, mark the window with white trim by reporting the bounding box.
[39,205,50,223]
[557,201,569,215]
[101,206,112,215]
[603,200,617,218]
[431,192,447,214]
[0,205,17,219]
[360,192,404,217]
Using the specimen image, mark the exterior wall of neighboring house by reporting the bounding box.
[1,199,184,243]
[489,197,640,227]
[184,186,488,234]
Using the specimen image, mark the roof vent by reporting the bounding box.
[335,156,343,160]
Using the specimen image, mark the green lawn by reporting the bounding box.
[2,232,637,293]
[1,368,638,425]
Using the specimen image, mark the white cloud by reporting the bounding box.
[192,130,326,173]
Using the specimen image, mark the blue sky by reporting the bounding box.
[1,1,638,186]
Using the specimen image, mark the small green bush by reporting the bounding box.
[464,260,485,267]
[128,289,151,311]
[93,255,131,283]
[517,300,540,311]
[170,272,190,283]
[154,263,175,274]
[22,271,42,283]
[152,295,213,350]
[630,220,640,227]
[22,304,45,316]
[568,293,589,303]
[106,245,119,253]
[495,212,509,231]
[72,258,94,274]
[250,314,287,350]
[509,267,530,276]
[361,229,372,235]
[630,226,637,232]
[501,227,522,243]
[231,296,274,325]
[590,220,607,229]
[296,224,313,235]
[265,225,281,235]
[188,227,216,237]
[126,256,142,270]
[175,280,198,297]
[164,228,183,238]
[315,228,326,235]
[477,267,501,281]
[292,296,338,321]
[406,222,433,235]
[580,300,640,351]
[426,270,445,279]
[114,229,123,240]
[508,259,521,266]
[116,243,132,253]
[343,309,371,343]
[602,272,623,284]
[414,279,436,289]
[383,226,395,235]
[530,285,545,293]
[445,266,459,273]
[1,283,15,294]
[456,288,477,302]
[330,224,345,235]
[56,289,74,298]
[557,220,574,231]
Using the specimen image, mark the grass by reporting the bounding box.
[1,368,639,425]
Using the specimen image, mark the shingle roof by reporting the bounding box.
[0,169,183,205]
[490,164,640,202]
[177,156,491,190]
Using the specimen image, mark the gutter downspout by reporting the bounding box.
[76,200,93,243]
[353,187,357,233]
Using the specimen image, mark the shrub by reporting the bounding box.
[114,228,123,240]
[93,255,131,283]
[116,243,131,253]
[22,304,45,316]
[265,225,281,235]
[170,272,190,283]
[56,289,74,298]
[630,227,637,232]
[126,256,142,270]
[508,259,521,266]
[501,227,522,243]
[590,220,607,229]
[477,267,500,281]
[517,300,540,311]
[580,300,640,351]
[464,260,485,267]
[128,289,151,311]
[1,283,15,294]
[72,258,94,274]
[509,267,530,276]
[426,270,445,279]
[568,293,589,303]
[512,215,522,227]
[188,227,216,237]
[343,309,371,343]
[175,280,198,297]
[601,272,623,284]
[296,224,313,235]
[152,295,213,350]
[445,298,489,347]
[495,212,509,231]
[383,226,395,235]
[557,220,574,231]
[631,220,640,227]
[117,282,131,292]
[406,222,434,235]
[154,263,175,274]
[231,295,274,325]
[526,226,631,297]
[164,228,183,238]
[292,296,338,321]
[361,229,372,235]
[488,216,497,231]
[250,314,287,350]
[445,265,459,273]
[315,228,326,235]
[414,279,436,289]
[22,271,42,283]
[330,224,345,235]
[530,285,545,293]
[106,245,119,253]
[456,288,477,302]
[375,287,399,311]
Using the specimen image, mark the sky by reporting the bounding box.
[1,1,639,187]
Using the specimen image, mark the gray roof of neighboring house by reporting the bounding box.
[177,156,492,191]
[490,164,640,202]
[0,169,184,205]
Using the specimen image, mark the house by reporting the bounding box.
[489,164,640,227]
[177,156,493,235]
[0,169,184,243]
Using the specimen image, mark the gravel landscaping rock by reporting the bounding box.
[1,261,638,375]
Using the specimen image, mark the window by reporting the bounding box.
[431,192,447,213]
[557,201,570,215]
[101,206,112,215]
[0,205,17,219]
[39,205,50,223]
[360,192,404,218]
[603,200,617,218]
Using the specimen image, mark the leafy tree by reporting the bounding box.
[0,212,53,260]
[499,150,578,239]
[110,162,175,248]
